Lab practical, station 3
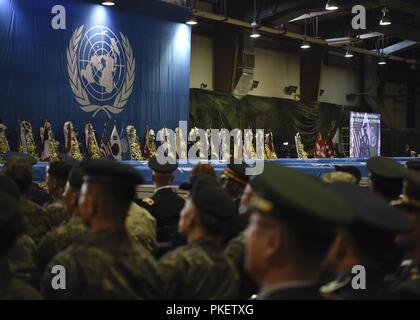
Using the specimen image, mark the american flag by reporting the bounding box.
[100,123,112,159]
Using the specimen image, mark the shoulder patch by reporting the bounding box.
[142,198,155,206]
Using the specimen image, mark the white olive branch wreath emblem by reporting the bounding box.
[67,25,135,119]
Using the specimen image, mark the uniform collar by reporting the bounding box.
[154,185,173,194]
[258,279,318,299]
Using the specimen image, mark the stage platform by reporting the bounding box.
[1,157,414,185]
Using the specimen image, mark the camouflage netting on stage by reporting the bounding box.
[189,89,344,155]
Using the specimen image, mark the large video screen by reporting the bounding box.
[350,112,381,158]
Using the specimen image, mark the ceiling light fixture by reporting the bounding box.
[186,16,198,25]
[101,1,115,6]
[380,7,391,26]
[344,49,354,58]
[325,0,339,11]
[301,16,310,49]
[250,0,260,38]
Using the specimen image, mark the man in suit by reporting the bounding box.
[136,156,185,257]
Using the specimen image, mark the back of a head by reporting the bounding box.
[191,163,217,179]
[81,159,144,220]
[0,191,26,255]
[370,176,403,201]
[47,161,73,182]
[0,174,21,200]
[68,166,84,190]
[190,174,236,240]
[3,158,32,193]
[367,157,405,200]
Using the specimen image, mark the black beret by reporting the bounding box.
[367,157,406,180]
[0,174,21,200]
[250,163,353,236]
[334,165,362,183]
[330,182,411,233]
[81,159,144,187]
[58,153,81,167]
[180,172,218,191]
[406,160,420,173]
[3,152,37,165]
[222,161,250,185]
[148,155,178,174]
[189,175,236,225]
[0,191,26,254]
[68,166,84,190]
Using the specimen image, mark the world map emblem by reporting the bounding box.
[67,25,135,118]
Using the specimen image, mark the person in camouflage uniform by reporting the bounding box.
[157,174,239,300]
[0,174,39,287]
[38,166,157,272]
[0,190,42,300]
[3,157,49,243]
[38,166,89,274]
[44,161,73,228]
[41,160,162,300]
[126,202,157,253]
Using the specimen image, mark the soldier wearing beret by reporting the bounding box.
[37,166,89,274]
[320,182,410,299]
[44,160,73,228]
[245,163,353,300]
[0,174,38,288]
[0,190,42,299]
[389,170,420,299]
[3,155,50,243]
[41,160,162,299]
[157,174,240,299]
[136,156,185,257]
[367,157,406,202]
[3,152,51,206]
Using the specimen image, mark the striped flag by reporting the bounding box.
[100,123,112,159]
[110,123,122,160]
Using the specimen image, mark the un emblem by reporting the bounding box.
[67,25,135,118]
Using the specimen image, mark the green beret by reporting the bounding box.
[250,163,353,236]
[367,157,406,180]
[189,175,236,233]
[47,161,73,181]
